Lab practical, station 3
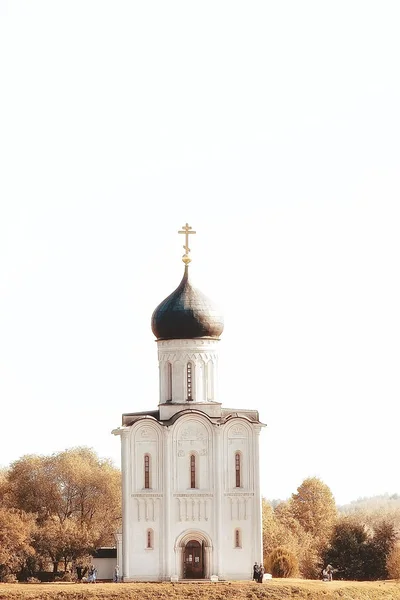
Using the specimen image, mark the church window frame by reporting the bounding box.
[234,528,242,549]
[190,453,197,489]
[144,454,151,489]
[167,361,172,401]
[235,452,242,488]
[186,361,194,401]
[146,528,154,549]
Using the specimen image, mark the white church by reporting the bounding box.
[112,224,265,581]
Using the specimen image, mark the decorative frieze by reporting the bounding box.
[228,496,249,521]
[133,497,160,522]
[175,496,211,522]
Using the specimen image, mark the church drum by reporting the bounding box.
[183,540,204,579]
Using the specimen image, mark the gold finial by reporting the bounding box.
[178,222,196,264]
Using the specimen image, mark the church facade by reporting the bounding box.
[113,225,264,581]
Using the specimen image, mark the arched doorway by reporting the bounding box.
[174,529,212,580]
[183,539,204,579]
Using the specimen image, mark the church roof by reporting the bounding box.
[92,547,117,559]
[151,265,224,341]
[121,406,263,427]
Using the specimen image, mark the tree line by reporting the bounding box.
[0,449,399,582]
[263,477,400,580]
[0,447,121,582]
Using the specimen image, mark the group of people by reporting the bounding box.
[253,562,265,583]
[322,564,334,581]
[87,565,98,583]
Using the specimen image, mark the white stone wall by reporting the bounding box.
[116,411,263,581]
[92,557,116,581]
[157,339,219,403]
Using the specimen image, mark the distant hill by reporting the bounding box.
[338,494,400,514]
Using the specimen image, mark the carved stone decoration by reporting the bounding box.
[135,497,157,522]
[230,426,246,437]
[176,496,211,522]
[178,450,185,457]
[180,426,206,442]
[140,427,155,439]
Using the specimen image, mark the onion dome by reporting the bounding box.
[151,266,224,340]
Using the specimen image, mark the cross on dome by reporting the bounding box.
[178,222,196,264]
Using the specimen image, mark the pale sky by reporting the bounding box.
[0,1,399,506]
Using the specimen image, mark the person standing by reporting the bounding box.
[258,564,265,583]
[114,564,120,583]
[253,562,259,581]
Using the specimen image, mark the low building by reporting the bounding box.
[92,547,117,581]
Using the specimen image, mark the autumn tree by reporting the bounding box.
[290,477,337,548]
[7,447,121,571]
[387,544,400,579]
[363,519,397,580]
[324,517,369,580]
[325,516,397,580]
[263,479,338,579]
[0,508,35,581]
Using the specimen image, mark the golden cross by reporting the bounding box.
[178,222,196,264]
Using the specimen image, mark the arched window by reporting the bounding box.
[190,454,196,488]
[234,528,241,548]
[167,362,172,401]
[235,452,241,488]
[144,454,151,489]
[187,362,193,401]
[146,529,153,549]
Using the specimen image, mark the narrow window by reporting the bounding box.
[167,362,172,401]
[234,528,241,548]
[146,529,153,549]
[144,454,150,489]
[235,452,241,488]
[187,362,193,401]
[190,454,196,488]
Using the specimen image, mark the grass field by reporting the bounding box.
[0,579,400,600]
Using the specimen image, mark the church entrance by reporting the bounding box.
[183,540,204,579]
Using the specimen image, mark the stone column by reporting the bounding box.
[253,426,263,565]
[213,424,222,578]
[175,546,183,579]
[204,546,211,579]
[120,427,131,580]
[114,532,122,575]
[163,427,172,579]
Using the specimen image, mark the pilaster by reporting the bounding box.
[213,424,223,578]
[120,427,131,580]
[252,426,263,564]
[163,426,172,579]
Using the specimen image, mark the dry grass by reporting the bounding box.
[0,579,399,600]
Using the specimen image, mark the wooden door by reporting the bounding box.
[183,540,204,579]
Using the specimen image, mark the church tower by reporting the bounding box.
[113,224,264,581]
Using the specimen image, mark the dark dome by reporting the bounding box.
[151,266,224,340]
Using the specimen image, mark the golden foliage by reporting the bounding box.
[0,508,35,576]
[387,544,400,579]
[5,447,121,570]
[266,546,299,577]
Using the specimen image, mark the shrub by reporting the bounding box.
[1,573,17,583]
[26,576,41,583]
[55,572,75,582]
[267,546,299,578]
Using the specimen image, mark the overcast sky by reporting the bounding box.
[0,1,399,505]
